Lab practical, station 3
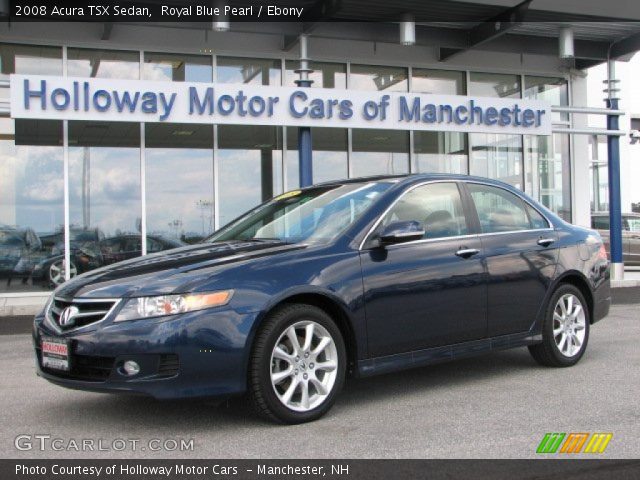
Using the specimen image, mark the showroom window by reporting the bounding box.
[589,135,609,212]
[349,64,408,91]
[143,52,213,82]
[285,61,347,89]
[469,72,521,98]
[217,125,283,227]
[286,127,348,189]
[414,131,468,174]
[351,129,409,177]
[470,134,523,189]
[217,56,281,85]
[0,119,63,292]
[145,123,214,243]
[411,69,466,95]
[0,43,62,76]
[524,134,572,221]
[67,48,140,79]
[68,121,141,279]
[524,76,569,122]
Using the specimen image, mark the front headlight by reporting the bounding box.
[113,290,234,322]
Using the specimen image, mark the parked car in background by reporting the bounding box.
[32,231,185,287]
[591,212,640,266]
[32,228,105,287]
[100,235,185,266]
[34,175,610,424]
[0,225,43,285]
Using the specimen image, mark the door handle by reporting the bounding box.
[455,248,480,259]
[537,237,555,247]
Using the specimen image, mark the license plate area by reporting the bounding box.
[41,336,70,371]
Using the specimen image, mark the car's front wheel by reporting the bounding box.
[529,284,590,367]
[249,304,346,424]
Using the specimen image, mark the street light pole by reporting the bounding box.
[295,34,313,187]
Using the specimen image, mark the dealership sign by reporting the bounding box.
[10,75,551,135]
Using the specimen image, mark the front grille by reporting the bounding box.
[49,298,117,330]
[158,354,180,378]
[37,349,115,382]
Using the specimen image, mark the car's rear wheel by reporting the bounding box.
[528,284,590,367]
[249,304,346,424]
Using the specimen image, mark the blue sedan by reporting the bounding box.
[33,174,610,423]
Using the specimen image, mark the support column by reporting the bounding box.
[605,60,624,280]
[295,34,313,187]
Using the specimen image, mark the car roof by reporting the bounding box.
[310,173,522,191]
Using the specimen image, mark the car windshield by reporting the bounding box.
[207,182,393,245]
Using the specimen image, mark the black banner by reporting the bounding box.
[4,459,640,480]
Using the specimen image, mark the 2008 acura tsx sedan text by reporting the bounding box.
[33,174,610,424]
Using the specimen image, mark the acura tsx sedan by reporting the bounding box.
[33,175,610,424]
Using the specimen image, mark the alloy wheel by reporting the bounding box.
[552,293,586,357]
[269,320,338,412]
[49,260,77,286]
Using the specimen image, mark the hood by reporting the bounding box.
[55,240,306,299]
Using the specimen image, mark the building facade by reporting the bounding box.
[0,21,605,298]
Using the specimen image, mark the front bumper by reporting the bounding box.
[33,306,259,400]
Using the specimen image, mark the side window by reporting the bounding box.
[124,237,142,252]
[627,218,640,232]
[525,204,549,229]
[381,183,468,239]
[468,184,531,233]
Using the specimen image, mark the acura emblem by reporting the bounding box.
[59,306,79,327]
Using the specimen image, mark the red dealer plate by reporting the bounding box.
[41,336,70,371]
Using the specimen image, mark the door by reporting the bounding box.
[465,183,558,337]
[360,182,487,357]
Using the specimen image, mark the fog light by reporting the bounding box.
[123,360,140,376]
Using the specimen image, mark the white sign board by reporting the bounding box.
[10,75,551,135]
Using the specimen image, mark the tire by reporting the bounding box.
[528,284,590,367]
[248,304,346,424]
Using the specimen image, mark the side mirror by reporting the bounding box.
[378,220,425,245]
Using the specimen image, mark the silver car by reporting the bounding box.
[591,212,640,266]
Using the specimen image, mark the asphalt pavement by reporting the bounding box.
[1,304,638,459]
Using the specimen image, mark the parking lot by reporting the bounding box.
[1,302,638,459]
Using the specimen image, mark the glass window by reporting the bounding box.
[217,57,280,85]
[470,134,523,189]
[67,48,139,79]
[0,44,62,75]
[0,119,63,292]
[469,72,520,98]
[412,69,465,95]
[286,127,348,189]
[218,125,282,226]
[350,64,408,92]
[210,182,392,245]
[526,204,549,229]
[524,76,569,122]
[285,61,346,89]
[468,183,531,233]
[145,123,214,243]
[589,135,608,213]
[351,129,409,178]
[524,134,571,221]
[68,121,141,280]
[381,182,468,239]
[143,52,212,82]
[414,132,468,174]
